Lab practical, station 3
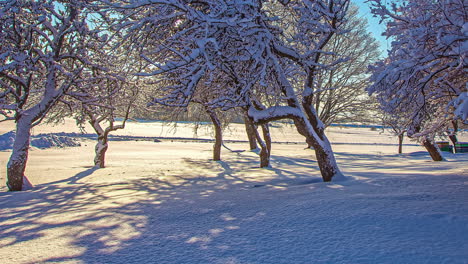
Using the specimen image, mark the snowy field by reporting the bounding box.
[0,119,467,264]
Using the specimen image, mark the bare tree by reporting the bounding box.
[313,5,381,126]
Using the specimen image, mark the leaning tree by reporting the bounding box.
[0,0,113,191]
[367,0,467,161]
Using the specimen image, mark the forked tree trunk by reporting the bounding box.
[94,135,109,168]
[398,133,404,154]
[257,135,270,168]
[422,136,444,161]
[207,107,222,161]
[7,117,33,191]
[86,104,130,168]
[248,117,270,167]
[244,113,258,150]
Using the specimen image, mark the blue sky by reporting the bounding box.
[353,0,390,56]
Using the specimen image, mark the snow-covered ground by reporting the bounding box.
[0,119,467,264]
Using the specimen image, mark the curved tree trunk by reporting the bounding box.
[294,116,344,182]
[311,136,343,182]
[86,104,131,168]
[94,135,109,168]
[398,133,404,154]
[247,54,344,181]
[244,112,258,150]
[422,136,444,161]
[256,134,270,168]
[247,114,270,167]
[206,107,222,161]
[254,123,271,168]
[7,118,32,191]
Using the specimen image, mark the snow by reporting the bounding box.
[0,119,467,263]
[0,132,81,150]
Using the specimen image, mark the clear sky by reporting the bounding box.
[352,0,390,56]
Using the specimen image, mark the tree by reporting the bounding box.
[116,0,350,181]
[243,111,259,150]
[313,5,381,126]
[367,0,467,161]
[0,1,112,191]
[380,109,409,154]
[74,77,137,168]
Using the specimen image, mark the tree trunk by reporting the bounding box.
[7,118,32,191]
[398,133,404,154]
[261,123,271,158]
[422,136,444,161]
[295,116,344,182]
[94,135,109,168]
[312,137,344,182]
[248,117,270,167]
[448,120,458,151]
[244,113,258,150]
[207,108,222,161]
[256,123,271,168]
[256,136,270,168]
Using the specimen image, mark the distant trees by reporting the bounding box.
[313,5,380,126]
[0,1,113,190]
[367,0,467,161]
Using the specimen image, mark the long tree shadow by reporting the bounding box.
[0,148,327,263]
[1,147,467,263]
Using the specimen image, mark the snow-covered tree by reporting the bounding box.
[114,0,349,181]
[367,0,467,161]
[380,109,409,154]
[75,77,138,168]
[0,1,112,191]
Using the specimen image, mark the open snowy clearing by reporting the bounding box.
[1,120,467,264]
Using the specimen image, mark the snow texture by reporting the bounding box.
[0,120,467,264]
[0,132,81,150]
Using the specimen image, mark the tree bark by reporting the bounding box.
[86,104,130,168]
[256,133,270,168]
[94,135,109,168]
[261,123,271,158]
[256,123,271,168]
[248,116,270,167]
[311,137,343,182]
[398,133,404,154]
[7,117,32,191]
[448,120,458,151]
[244,113,258,150]
[294,116,344,182]
[207,107,222,161]
[422,136,444,161]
